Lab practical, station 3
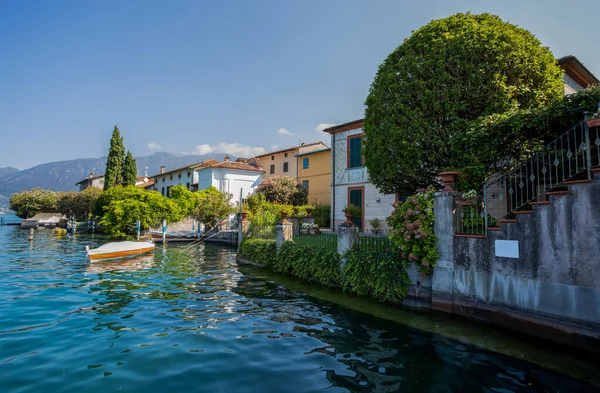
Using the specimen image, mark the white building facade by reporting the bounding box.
[325,120,396,230]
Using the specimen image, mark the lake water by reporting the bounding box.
[1,227,599,392]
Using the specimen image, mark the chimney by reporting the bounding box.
[89,172,93,178]
[160,166,165,174]
[224,156,230,162]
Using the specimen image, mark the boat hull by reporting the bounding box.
[86,241,155,261]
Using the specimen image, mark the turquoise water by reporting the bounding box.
[1,227,598,392]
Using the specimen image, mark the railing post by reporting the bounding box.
[483,184,488,234]
[276,221,293,251]
[431,191,455,313]
[584,112,592,180]
[337,223,358,268]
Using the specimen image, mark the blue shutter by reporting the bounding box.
[349,137,362,168]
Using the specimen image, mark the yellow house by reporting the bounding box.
[254,142,328,179]
[296,147,331,205]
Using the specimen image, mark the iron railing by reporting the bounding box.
[454,196,491,235]
[484,119,599,220]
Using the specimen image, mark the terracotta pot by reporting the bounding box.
[306,208,313,216]
[439,171,459,192]
[343,212,354,226]
[280,212,289,224]
[587,118,600,128]
[241,212,249,221]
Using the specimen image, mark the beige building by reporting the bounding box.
[75,173,105,191]
[254,142,328,179]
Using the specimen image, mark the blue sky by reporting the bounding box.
[1,0,598,169]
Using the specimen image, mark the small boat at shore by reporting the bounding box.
[149,230,200,243]
[85,241,155,261]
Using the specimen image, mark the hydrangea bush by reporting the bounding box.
[387,188,438,275]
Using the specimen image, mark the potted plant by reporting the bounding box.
[279,205,294,223]
[342,204,362,226]
[587,113,600,128]
[455,189,478,206]
[369,218,381,234]
[241,211,250,221]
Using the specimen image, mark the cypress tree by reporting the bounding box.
[104,126,125,190]
[122,150,137,187]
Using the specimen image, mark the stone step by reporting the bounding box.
[546,190,569,196]
[497,219,517,223]
[514,211,533,215]
[564,179,593,185]
[530,201,551,205]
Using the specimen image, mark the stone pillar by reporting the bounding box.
[337,224,358,262]
[431,191,455,313]
[303,215,315,225]
[276,221,293,251]
[290,217,300,237]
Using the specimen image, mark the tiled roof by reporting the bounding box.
[557,55,599,86]
[294,148,331,157]
[323,119,364,134]
[206,161,264,173]
[75,174,104,185]
[254,141,326,158]
[150,159,218,178]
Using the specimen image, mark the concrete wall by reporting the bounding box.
[433,176,600,352]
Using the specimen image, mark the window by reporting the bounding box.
[270,164,275,174]
[348,187,364,229]
[283,162,289,172]
[178,174,181,179]
[186,182,190,190]
[284,152,288,157]
[348,135,363,168]
[302,180,309,193]
[162,186,165,196]
[302,157,309,169]
[271,155,274,161]
[187,172,191,178]
[166,186,171,197]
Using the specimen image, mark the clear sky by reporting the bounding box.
[1,0,598,169]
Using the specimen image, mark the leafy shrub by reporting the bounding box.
[312,205,331,228]
[238,238,277,266]
[343,250,410,302]
[387,188,438,275]
[57,187,103,221]
[275,242,341,286]
[9,188,62,218]
[192,187,236,229]
[255,176,308,205]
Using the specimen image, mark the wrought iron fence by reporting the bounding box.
[246,224,276,239]
[453,196,497,235]
[355,229,396,254]
[485,120,599,220]
[292,228,338,251]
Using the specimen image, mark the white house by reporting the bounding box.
[195,158,264,204]
[151,158,263,204]
[324,120,396,230]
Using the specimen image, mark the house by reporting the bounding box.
[75,173,104,191]
[195,157,264,204]
[254,142,328,179]
[135,176,155,190]
[151,160,219,197]
[558,55,599,95]
[151,157,263,204]
[324,120,395,230]
[295,147,331,205]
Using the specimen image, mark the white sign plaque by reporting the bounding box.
[495,240,519,258]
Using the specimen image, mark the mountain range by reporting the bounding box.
[0,152,231,208]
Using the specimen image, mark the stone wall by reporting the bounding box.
[432,174,600,352]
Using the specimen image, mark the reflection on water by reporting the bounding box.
[0,228,599,393]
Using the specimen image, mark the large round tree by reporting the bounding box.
[364,13,564,193]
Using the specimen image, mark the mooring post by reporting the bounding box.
[28,227,34,241]
[136,220,141,241]
[162,220,167,245]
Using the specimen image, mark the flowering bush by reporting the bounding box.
[255,176,308,205]
[387,187,438,275]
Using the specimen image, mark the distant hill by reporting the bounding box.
[0,152,231,207]
[0,167,19,178]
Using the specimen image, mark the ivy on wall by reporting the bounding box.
[238,239,412,303]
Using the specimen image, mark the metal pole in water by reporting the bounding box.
[136,220,141,241]
[162,220,167,245]
[29,227,34,241]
